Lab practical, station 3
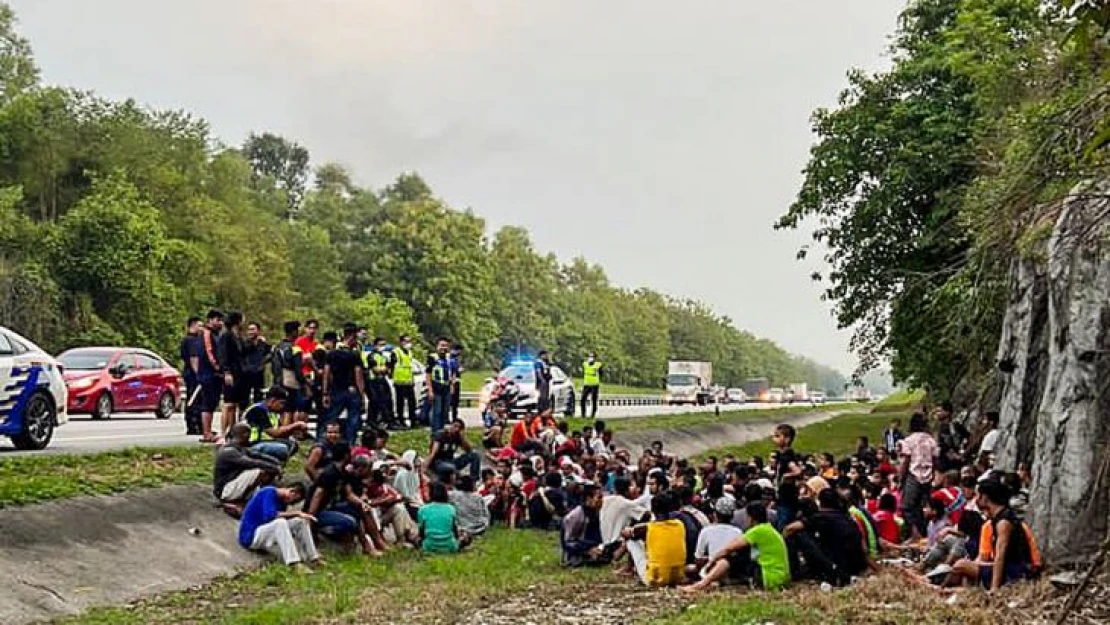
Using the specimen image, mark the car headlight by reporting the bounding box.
[68,377,96,390]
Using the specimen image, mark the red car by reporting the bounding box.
[57,347,182,420]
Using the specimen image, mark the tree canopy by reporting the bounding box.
[0,3,844,392]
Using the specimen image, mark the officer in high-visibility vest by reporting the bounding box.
[364,336,396,430]
[242,386,306,463]
[426,337,453,433]
[392,334,417,429]
[581,352,603,418]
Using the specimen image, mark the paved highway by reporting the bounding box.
[0,402,792,456]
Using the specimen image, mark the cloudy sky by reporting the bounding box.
[11,1,904,373]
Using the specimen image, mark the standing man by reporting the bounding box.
[426,337,453,433]
[534,350,554,417]
[180,316,203,436]
[273,321,311,427]
[581,351,603,418]
[322,326,366,445]
[194,309,225,443]
[218,311,248,441]
[365,337,395,430]
[449,344,464,421]
[392,334,418,429]
[242,322,271,405]
[294,319,320,408]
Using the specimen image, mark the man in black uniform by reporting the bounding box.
[449,344,464,421]
[180,316,203,435]
[365,336,396,430]
[534,350,553,416]
[320,327,365,446]
[217,311,247,441]
[242,322,271,405]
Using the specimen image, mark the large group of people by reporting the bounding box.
[216,351,1041,600]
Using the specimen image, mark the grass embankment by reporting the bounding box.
[459,369,663,395]
[58,411,1026,625]
[0,405,857,508]
[693,411,891,461]
[870,388,926,415]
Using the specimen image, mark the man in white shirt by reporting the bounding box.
[692,497,744,576]
[977,412,1001,456]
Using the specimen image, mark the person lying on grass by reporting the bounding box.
[238,483,322,573]
[681,500,790,592]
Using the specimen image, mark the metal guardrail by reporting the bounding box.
[455,392,665,408]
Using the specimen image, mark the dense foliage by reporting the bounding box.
[780,0,1110,398]
[0,4,845,392]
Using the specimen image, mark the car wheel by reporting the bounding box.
[93,393,113,420]
[155,391,175,419]
[12,392,56,451]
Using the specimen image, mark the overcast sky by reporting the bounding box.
[12,1,904,373]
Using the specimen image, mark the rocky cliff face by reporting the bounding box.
[995,185,1110,564]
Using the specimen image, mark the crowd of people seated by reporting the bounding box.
[218,390,1041,596]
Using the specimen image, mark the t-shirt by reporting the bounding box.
[534,360,551,392]
[871,510,901,544]
[192,329,221,380]
[313,464,359,507]
[417,502,459,553]
[979,429,1000,454]
[326,347,361,392]
[239,486,282,548]
[808,510,868,578]
[294,336,318,376]
[774,448,799,484]
[744,522,790,589]
[432,429,463,464]
[694,523,743,560]
[900,432,938,484]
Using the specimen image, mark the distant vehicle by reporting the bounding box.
[848,387,873,402]
[767,387,785,403]
[726,388,747,404]
[742,377,770,402]
[789,383,809,403]
[58,347,183,420]
[666,360,713,406]
[494,361,575,416]
[0,326,68,450]
[810,390,827,404]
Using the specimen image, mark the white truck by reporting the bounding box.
[665,360,713,406]
[789,383,809,403]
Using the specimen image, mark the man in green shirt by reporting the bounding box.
[681,502,790,592]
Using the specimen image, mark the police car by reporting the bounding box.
[0,326,68,450]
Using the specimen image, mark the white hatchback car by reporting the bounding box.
[0,326,68,450]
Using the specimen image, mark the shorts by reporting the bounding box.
[281,387,311,413]
[199,378,223,413]
[223,378,249,404]
[220,468,262,502]
[977,562,1031,588]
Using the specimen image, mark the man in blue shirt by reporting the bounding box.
[426,337,453,433]
[238,484,320,569]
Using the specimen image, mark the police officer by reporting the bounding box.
[534,350,553,416]
[449,343,464,420]
[365,336,396,429]
[581,351,603,418]
[392,334,418,428]
[426,337,453,433]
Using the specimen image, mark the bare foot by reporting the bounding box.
[679,584,706,594]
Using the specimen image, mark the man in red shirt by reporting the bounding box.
[294,319,319,379]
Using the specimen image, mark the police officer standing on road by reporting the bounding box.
[534,350,554,417]
[581,351,603,418]
[392,334,417,428]
[365,337,396,430]
[426,337,453,433]
[449,343,464,420]
[180,316,203,435]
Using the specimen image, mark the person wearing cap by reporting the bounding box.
[683,501,790,592]
[685,497,743,584]
[580,351,603,418]
[392,335,418,428]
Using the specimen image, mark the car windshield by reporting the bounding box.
[499,365,536,383]
[59,351,115,371]
[667,374,698,386]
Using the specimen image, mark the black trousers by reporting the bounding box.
[581,385,599,417]
[367,378,394,427]
[183,375,201,434]
[450,383,461,420]
[394,383,417,426]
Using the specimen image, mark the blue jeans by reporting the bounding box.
[434,451,481,480]
[430,385,451,433]
[316,505,359,537]
[251,440,294,463]
[321,389,363,445]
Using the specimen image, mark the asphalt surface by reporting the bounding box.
[0,402,787,456]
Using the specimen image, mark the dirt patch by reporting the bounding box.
[459,582,682,625]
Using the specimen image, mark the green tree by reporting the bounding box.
[0,3,37,103]
[242,132,310,219]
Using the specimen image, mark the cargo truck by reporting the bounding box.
[742,377,770,402]
[665,361,713,405]
[789,383,809,403]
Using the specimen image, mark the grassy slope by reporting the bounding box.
[59,410,1022,625]
[0,405,856,508]
[870,389,926,415]
[692,411,891,461]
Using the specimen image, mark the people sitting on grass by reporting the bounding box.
[561,483,607,566]
[304,446,388,557]
[304,421,342,481]
[418,482,471,554]
[449,474,491,536]
[683,499,790,592]
[238,483,321,571]
[213,422,283,517]
[429,418,481,481]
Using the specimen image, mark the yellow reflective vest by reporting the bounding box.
[583,361,602,386]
